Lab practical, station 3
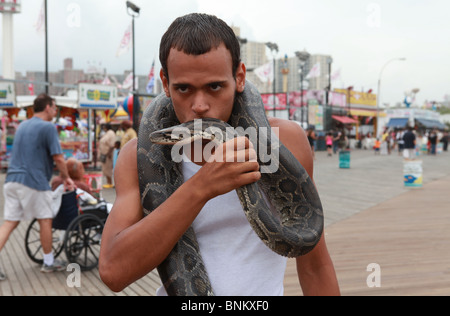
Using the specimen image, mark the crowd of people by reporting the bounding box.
[373,127,448,158]
[307,127,349,159]
[98,120,137,189]
[306,124,448,160]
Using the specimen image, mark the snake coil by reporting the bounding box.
[137,81,324,296]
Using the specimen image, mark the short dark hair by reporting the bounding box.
[159,13,241,80]
[33,93,55,113]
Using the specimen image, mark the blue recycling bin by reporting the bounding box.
[339,150,351,169]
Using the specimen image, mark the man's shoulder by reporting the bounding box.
[267,117,309,149]
[268,117,303,133]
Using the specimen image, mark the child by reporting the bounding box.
[373,138,381,155]
[326,132,333,157]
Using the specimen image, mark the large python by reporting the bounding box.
[137,80,324,296]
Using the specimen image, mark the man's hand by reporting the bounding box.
[63,177,76,192]
[196,136,261,201]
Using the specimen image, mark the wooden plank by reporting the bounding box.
[284,175,450,296]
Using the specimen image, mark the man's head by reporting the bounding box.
[159,13,246,124]
[33,93,57,121]
[33,93,55,113]
[159,13,241,81]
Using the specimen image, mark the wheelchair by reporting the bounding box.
[24,190,109,271]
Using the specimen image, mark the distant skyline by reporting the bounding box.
[1,0,449,107]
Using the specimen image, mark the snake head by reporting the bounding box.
[150,126,191,145]
[150,119,230,146]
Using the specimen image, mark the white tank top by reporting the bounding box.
[156,159,287,296]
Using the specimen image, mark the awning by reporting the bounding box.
[332,115,357,124]
[415,118,446,130]
[386,118,409,128]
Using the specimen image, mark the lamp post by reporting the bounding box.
[266,42,278,118]
[326,57,333,130]
[295,50,310,128]
[126,1,140,130]
[376,57,406,136]
[281,54,289,118]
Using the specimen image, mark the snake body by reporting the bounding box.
[137,80,324,296]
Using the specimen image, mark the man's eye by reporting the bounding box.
[209,84,222,92]
[177,86,189,93]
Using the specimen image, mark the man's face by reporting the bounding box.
[161,43,246,123]
[47,101,58,120]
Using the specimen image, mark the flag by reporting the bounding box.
[35,0,45,34]
[28,83,35,96]
[254,62,273,83]
[146,60,155,93]
[122,72,138,91]
[116,23,132,57]
[331,69,341,82]
[306,62,321,79]
[101,75,111,85]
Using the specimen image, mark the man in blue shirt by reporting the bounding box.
[0,94,74,280]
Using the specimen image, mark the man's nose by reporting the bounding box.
[192,92,210,115]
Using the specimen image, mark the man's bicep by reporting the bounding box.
[271,119,314,179]
[106,139,143,234]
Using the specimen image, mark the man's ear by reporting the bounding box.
[235,62,246,93]
[160,69,170,97]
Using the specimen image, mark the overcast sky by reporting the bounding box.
[1,0,449,107]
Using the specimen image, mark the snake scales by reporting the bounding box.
[137,80,324,296]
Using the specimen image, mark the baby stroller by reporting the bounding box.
[24,188,110,271]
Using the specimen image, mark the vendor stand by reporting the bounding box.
[0,82,19,169]
[1,83,117,169]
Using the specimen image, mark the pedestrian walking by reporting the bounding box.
[326,132,333,156]
[99,123,116,189]
[402,127,416,160]
[0,94,74,280]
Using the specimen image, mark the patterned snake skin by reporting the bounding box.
[137,80,324,296]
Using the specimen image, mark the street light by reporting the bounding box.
[126,1,140,130]
[376,57,406,136]
[295,50,310,128]
[266,42,278,117]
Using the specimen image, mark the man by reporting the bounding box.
[0,94,74,280]
[119,120,137,149]
[99,13,340,296]
[428,129,438,155]
[402,126,416,160]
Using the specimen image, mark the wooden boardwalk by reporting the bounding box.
[1,149,450,296]
[284,174,450,296]
[0,219,161,296]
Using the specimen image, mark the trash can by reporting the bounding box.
[403,160,422,188]
[339,150,351,169]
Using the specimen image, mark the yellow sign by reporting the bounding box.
[335,89,377,107]
[349,109,386,117]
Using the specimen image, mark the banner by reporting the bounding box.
[261,93,287,110]
[146,60,155,94]
[306,62,321,79]
[116,23,132,57]
[335,89,377,107]
[254,62,273,83]
[308,104,324,131]
[78,84,117,110]
[328,91,347,107]
[288,90,325,107]
[34,0,45,33]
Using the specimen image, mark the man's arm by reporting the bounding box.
[269,118,340,296]
[53,154,75,190]
[99,137,260,292]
